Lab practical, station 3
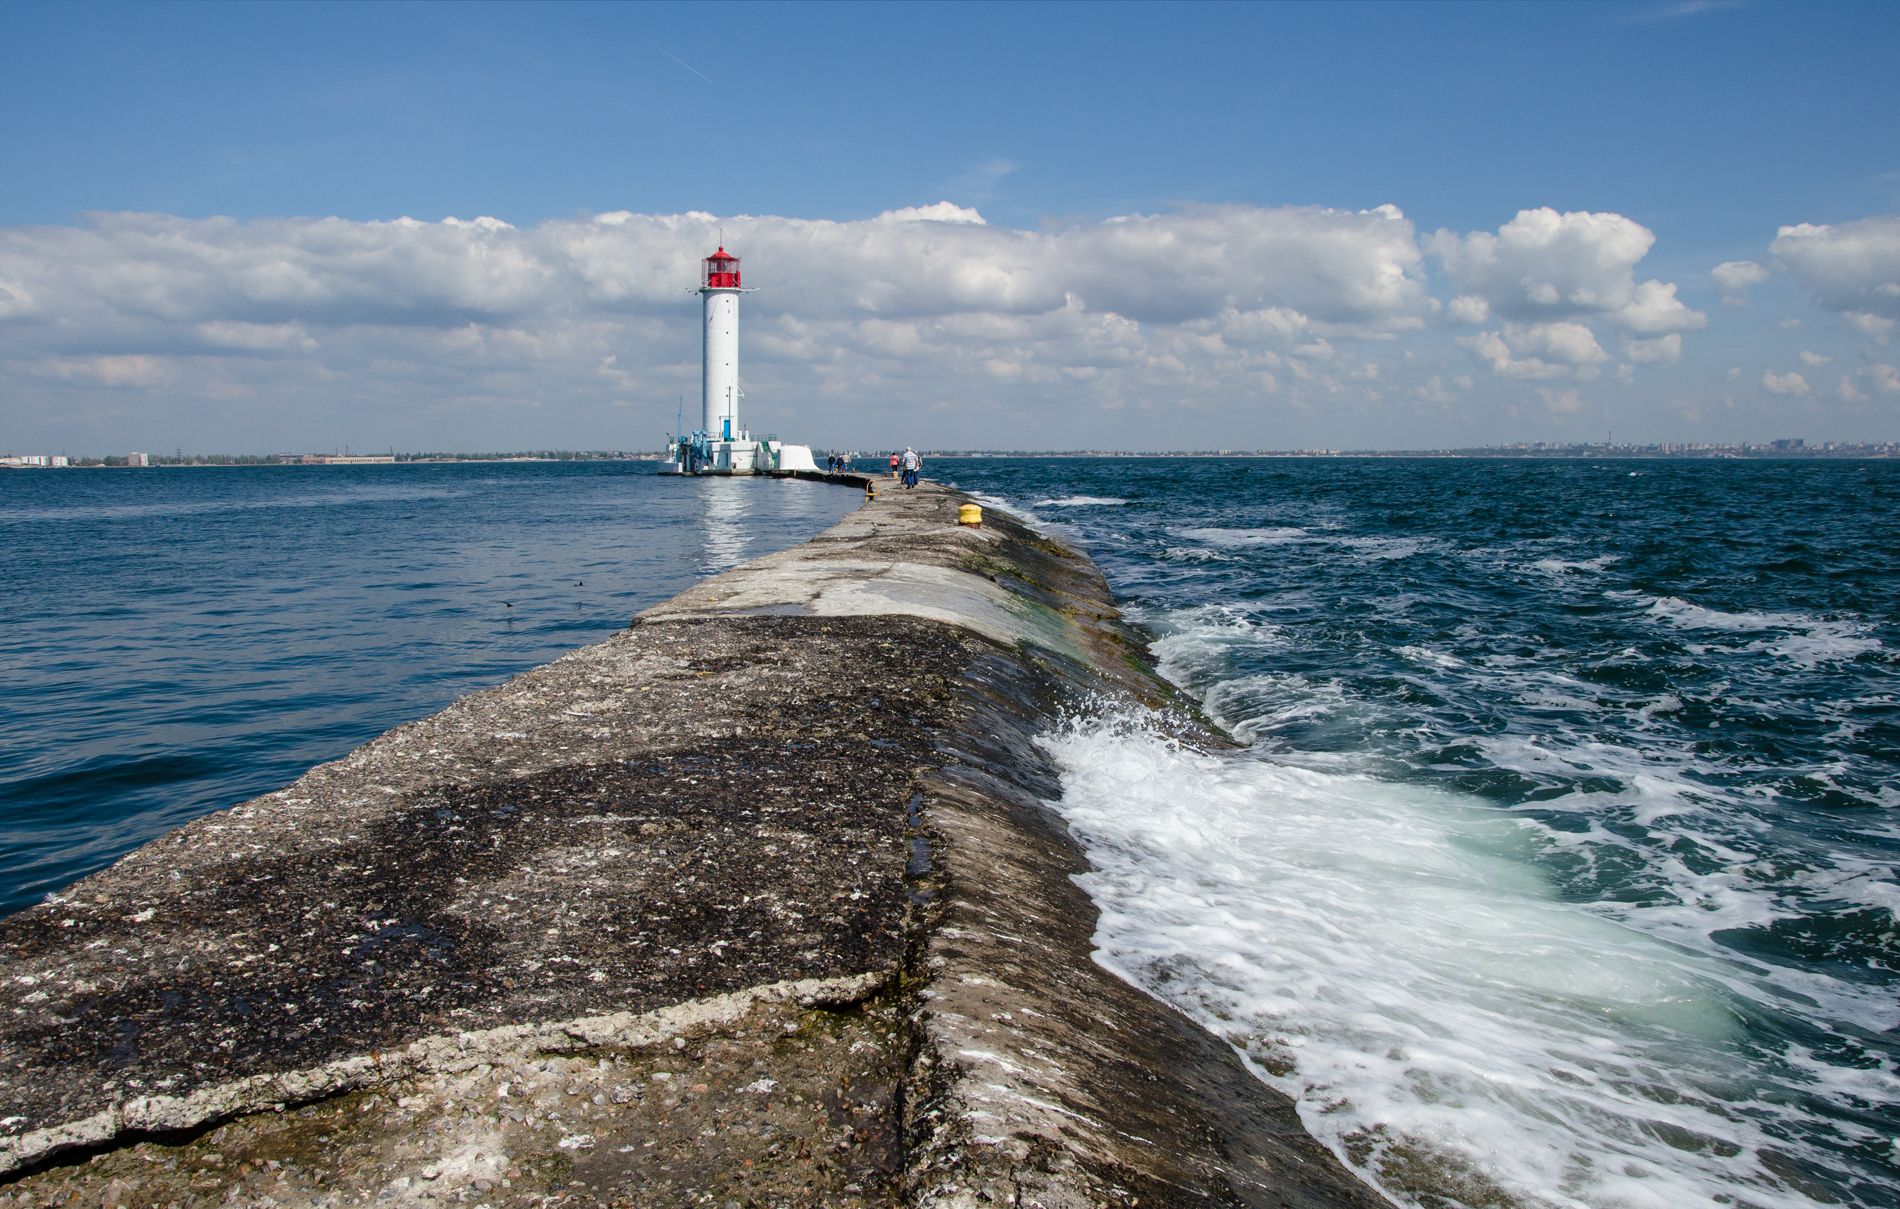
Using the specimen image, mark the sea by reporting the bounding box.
[0,462,859,917]
[938,456,1899,1209]
[4,456,1896,1209]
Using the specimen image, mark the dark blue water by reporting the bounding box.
[0,462,858,917]
[933,458,1898,1209]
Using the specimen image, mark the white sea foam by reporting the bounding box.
[1531,554,1622,577]
[1397,644,1467,670]
[1040,714,1872,1209]
[1034,495,1128,507]
[1464,730,1900,1034]
[1146,603,1289,684]
[1172,526,1435,564]
[1612,592,1885,666]
[1334,534,1433,561]
[1160,544,1235,564]
[962,489,1024,518]
[1638,594,1809,633]
[986,462,1896,1206]
[1752,630,1885,666]
[956,488,1065,538]
[1201,672,1361,744]
[1176,525,1311,547]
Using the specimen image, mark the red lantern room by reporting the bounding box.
[702,247,741,289]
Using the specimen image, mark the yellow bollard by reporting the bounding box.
[958,503,982,527]
[865,481,876,501]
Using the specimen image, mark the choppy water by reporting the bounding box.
[0,462,858,917]
[937,457,1899,1209]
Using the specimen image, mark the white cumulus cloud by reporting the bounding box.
[1431,208,1702,384]
[1512,321,1608,364]
[875,202,988,225]
[1459,330,1564,380]
[1762,370,1811,397]
[1458,321,1607,379]
[1771,216,1900,320]
[1624,334,1683,364]
[1446,294,1490,324]
[1844,311,1896,339]
[1429,207,1704,333]
[1711,259,1770,302]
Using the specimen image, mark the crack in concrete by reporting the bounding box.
[1,972,888,1178]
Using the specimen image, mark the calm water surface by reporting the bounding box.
[1,462,858,916]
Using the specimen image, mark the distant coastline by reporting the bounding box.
[934,441,1899,459]
[7,440,1894,468]
[1,450,667,468]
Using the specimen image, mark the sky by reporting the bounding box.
[2,0,1898,455]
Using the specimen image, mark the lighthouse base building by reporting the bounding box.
[665,245,819,477]
[669,438,819,476]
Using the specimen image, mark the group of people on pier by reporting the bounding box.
[890,446,923,488]
[824,447,925,487]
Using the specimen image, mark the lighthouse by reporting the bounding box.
[666,242,818,476]
[701,246,746,450]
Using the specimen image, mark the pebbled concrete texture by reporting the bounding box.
[0,478,1385,1207]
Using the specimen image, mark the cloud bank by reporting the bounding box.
[0,201,1886,451]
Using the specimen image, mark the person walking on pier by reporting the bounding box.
[889,452,901,479]
[900,446,921,489]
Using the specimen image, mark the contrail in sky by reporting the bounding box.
[637,32,714,85]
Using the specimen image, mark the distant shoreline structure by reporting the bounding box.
[7,440,1896,468]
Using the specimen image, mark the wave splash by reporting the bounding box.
[1038,708,1894,1209]
[937,456,1900,1209]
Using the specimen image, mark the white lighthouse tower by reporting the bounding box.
[700,246,750,467]
[666,242,817,476]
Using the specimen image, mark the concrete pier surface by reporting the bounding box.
[1,479,1385,1208]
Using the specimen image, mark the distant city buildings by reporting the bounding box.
[919,440,1899,459]
[1454,438,1889,459]
[2,440,1895,468]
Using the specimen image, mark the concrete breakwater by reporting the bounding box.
[1,479,1384,1208]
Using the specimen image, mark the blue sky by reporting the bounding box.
[3,0,1898,453]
